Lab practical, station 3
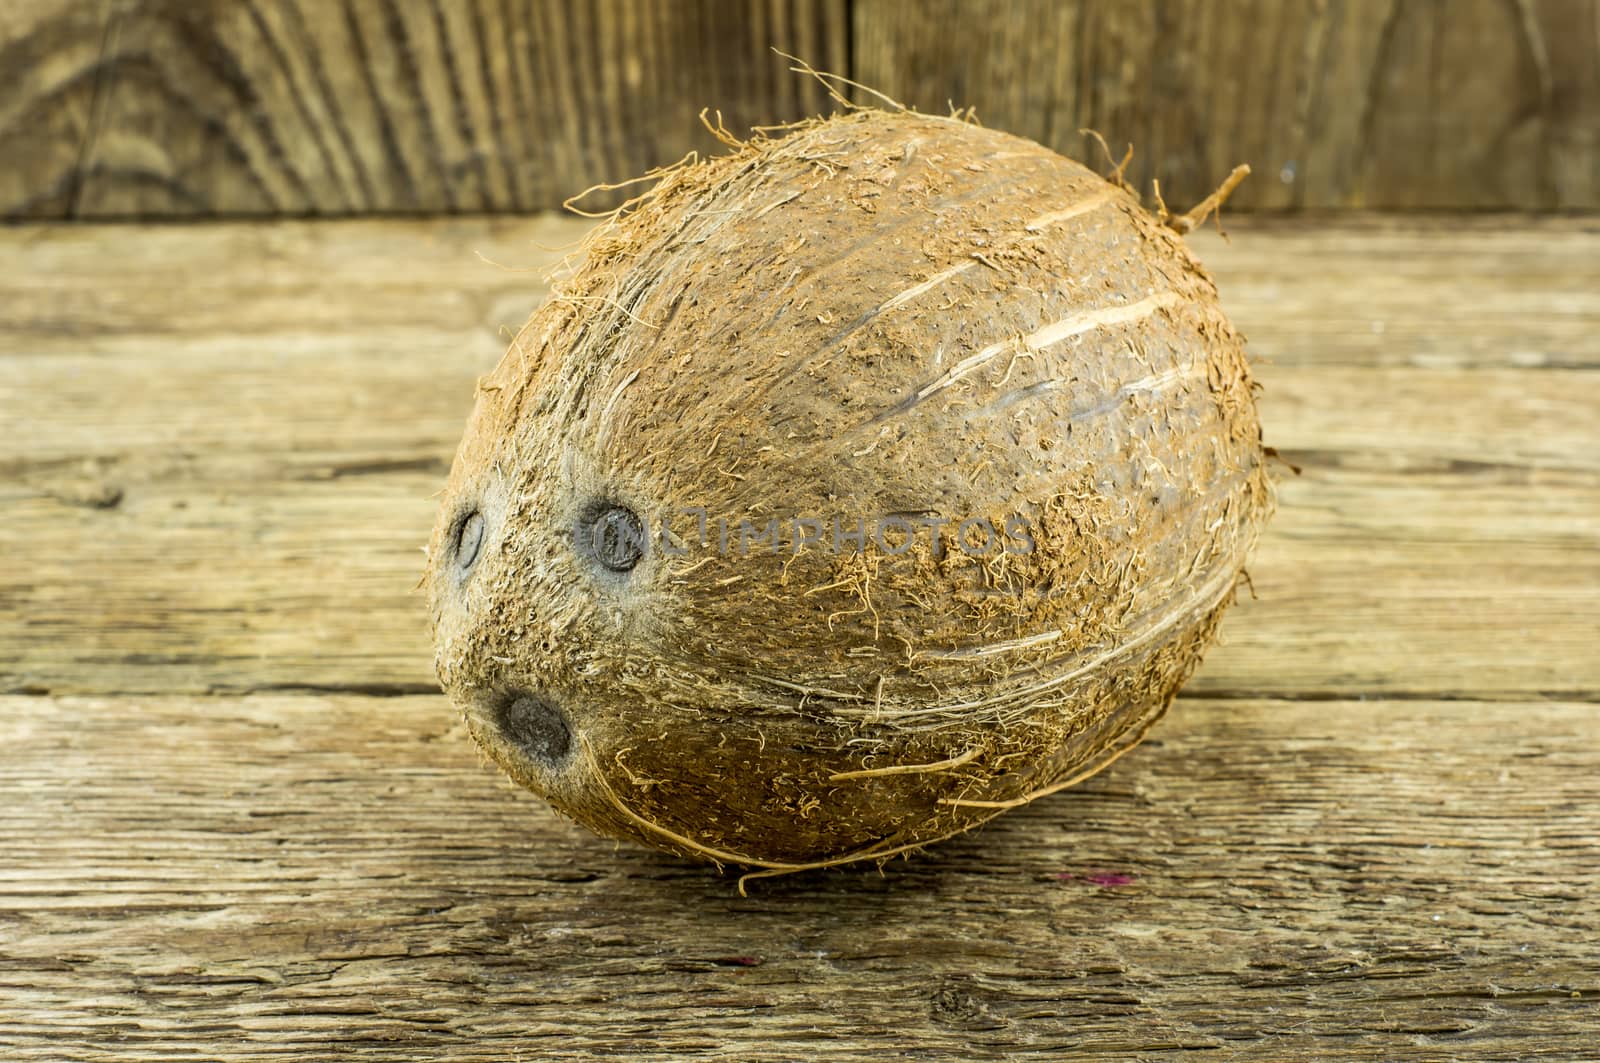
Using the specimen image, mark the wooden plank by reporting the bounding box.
[1,691,1595,1059]
[0,0,848,218]
[0,1,110,219]
[853,0,1600,210]
[1187,215,1600,370]
[0,215,578,694]
[7,1,1599,218]
[2,216,1597,700]
[4,365,1596,700]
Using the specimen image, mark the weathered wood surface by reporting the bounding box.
[5,0,1599,218]
[2,693,1596,1060]
[4,216,1597,700]
[855,0,1600,211]
[2,215,1599,1058]
[0,0,849,218]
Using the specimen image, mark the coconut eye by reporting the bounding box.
[585,504,646,572]
[491,691,572,768]
[455,510,485,570]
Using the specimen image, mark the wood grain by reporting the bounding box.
[5,1,1600,217]
[1,691,1596,1059]
[0,0,848,218]
[854,0,1600,211]
[3,216,1595,700]
[1,215,1598,1058]
[1187,215,1600,369]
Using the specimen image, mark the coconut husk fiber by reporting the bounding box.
[424,101,1273,890]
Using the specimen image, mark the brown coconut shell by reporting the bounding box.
[425,108,1273,882]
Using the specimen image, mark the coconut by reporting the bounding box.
[425,107,1273,885]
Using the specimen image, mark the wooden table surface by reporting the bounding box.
[2,213,1597,1060]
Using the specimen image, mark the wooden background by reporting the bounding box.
[4,1,1600,1059]
[4,0,1599,218]
[3,213,1598,1059]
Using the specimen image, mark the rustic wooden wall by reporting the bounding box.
[0,0,849,217]
[855,0,1600,211]
[3,0,1598,218]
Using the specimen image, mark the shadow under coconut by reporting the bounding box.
[593,752,1167,909]
[460,766,1179,1015]
[389,723,1339,1043]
